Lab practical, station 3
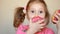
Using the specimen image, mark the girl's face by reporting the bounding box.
[27,2,46,21]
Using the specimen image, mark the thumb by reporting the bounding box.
[29,19,33,25]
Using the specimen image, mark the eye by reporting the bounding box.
[31,11,34,13]
[39,11,43,13]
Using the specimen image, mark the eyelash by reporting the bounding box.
[31,11,43,13]
[39,11,43,13]
[31,11,34,13]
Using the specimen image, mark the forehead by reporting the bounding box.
[28,2,45,10]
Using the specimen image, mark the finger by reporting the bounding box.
[56,10,60,17]
[29,19,32,23]
[38,26,45,31]
[52,19,58,24]
[54,14,59,19]
[38,27,44,31]
[40,27,44,28]
[29,19,34,25]
[37,24,46,28]
[40,24,45,26]
[36,19,45,24]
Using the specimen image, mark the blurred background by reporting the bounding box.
[0,0,60,34]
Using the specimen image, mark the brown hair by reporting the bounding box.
[13,0,50,28]
[13,7,25,28]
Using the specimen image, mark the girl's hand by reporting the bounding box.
[27,19,45,34]
[52,10,60,34]
[52,10,60,29]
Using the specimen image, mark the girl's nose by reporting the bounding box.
[35,13,39,17]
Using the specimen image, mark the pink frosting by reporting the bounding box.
[32,16,43,23]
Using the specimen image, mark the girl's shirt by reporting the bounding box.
[16,24,55,34]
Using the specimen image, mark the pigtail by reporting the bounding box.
[13,7,25,28]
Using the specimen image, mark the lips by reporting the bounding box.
[32,16,43,23]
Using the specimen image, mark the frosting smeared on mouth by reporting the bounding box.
[32,16,44,23]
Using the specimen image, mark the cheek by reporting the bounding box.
[29,14,35,20]
[28,12,35,19]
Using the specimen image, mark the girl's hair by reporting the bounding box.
[13,7,25,28]
[13,0,50,28]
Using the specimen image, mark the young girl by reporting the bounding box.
[13,0,55,34]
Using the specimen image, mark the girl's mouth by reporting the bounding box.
[32,16,44,23]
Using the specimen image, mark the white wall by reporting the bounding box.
[0,0,60,34]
